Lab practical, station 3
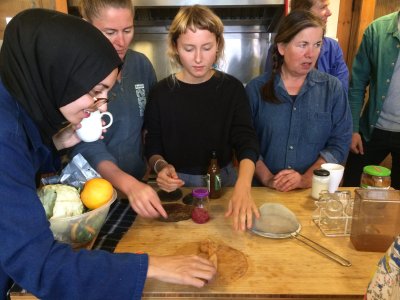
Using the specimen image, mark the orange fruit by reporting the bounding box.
[80,178,113,210]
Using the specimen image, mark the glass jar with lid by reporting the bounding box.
[360,165,391,189]
[191,188,210,224]
[311,168,330,199]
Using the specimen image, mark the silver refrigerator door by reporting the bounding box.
[131,30,274,84]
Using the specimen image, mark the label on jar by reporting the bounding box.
[360,184,390,189]
[214,174,221,191]
[207,174,221,192]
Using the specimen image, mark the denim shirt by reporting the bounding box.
[0,81,147,299]
[318,37,349,94]
[246,69,352,174]
[349,11,400,141]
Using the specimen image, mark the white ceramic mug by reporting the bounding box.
[76,110,113,142]
[321,163,345,193]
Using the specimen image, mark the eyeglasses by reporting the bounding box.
[87,97,109,112]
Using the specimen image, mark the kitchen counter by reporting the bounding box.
[10,187,384,299]
[116,187,382,299]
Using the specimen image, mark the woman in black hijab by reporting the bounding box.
[0,9,215,299]
[0,8,121,145]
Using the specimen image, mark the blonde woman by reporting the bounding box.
[71,0,166,219]
[144,5,260,231]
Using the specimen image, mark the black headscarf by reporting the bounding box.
[0,9,122,145]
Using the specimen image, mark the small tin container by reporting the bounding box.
[360,165,391,189]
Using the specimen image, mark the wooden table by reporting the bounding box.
[115,187,383,299]
[10,187,384,299]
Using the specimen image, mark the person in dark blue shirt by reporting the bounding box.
[71,0,166,219]
[246,10,352,192]
[0,9,215,299]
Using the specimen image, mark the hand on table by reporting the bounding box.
[156,164,185,192]
[126,179,167,219]
[96,161,167,219]
[225,181,259,231]
[147,255,216,288]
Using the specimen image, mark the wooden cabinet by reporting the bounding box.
[337,0,398,73]
[0,0,67,40]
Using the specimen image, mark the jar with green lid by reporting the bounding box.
[360,165,391,189]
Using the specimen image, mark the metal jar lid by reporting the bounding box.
[313,168,330,176]
[363,165,391,177]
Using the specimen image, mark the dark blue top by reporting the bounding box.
[245,69,352,174]
[265,37,349,93]
[71,50,157,180]
[0,81,147,299]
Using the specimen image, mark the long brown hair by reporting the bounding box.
[261,10,324,103]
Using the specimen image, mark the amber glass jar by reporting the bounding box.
[360,165,391,189]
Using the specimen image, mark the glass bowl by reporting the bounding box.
[49,189,117,248]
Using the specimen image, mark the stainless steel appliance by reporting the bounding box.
[68,0,286,84]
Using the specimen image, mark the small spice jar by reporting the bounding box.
[361,165,391,189]
[191,188,210,224]
[311,169,330,199]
